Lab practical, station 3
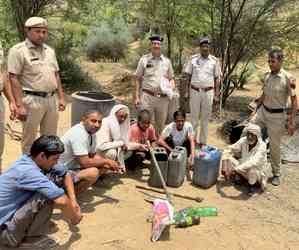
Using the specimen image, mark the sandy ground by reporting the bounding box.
[1,62,299,250]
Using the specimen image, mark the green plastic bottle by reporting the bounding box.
[191,207,218,217]
[174,207,218,220]
[176,216,200,228]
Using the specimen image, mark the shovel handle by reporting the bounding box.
[147,141,172,203]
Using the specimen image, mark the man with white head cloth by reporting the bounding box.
[96,104,139,171]
[221,123,270,195]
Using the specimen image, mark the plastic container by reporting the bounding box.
[167,146,187,187]
[175,216,200,228]
[174,207,218,222]
[192,145,222,188]
[148,147,169,188]
[71,91,115,126]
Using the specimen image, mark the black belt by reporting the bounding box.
[191,84,214,92]
[142,89,167,98]
[262,103,284,113]
[23,90,56,98]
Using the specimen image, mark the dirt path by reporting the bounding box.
[2,63,299,250]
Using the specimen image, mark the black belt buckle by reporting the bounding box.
[38,92,47,98]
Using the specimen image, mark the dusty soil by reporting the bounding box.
[2,62,299,250]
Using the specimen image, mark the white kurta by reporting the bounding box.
[222,137,270,186]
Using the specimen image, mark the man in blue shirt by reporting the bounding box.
[0,135,82,248]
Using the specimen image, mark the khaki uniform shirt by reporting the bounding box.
[263,69,293,109]
[135,53,174,93]
[7,38,59,92]
[184,54,221,88]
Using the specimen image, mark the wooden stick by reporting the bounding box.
[136,185,204,203]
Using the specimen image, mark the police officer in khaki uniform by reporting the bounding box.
[251,48,298,186]
[8,17,65,154]
[183,37,221,147]
[134,35,175,134]
[0,44,17,174]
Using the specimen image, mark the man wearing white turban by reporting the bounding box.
[221,123,270,195]
[96,104,139,171]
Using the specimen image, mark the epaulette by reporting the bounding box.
[280,69,292,78]
[43,43,54,51]
[265,71,271,77]
[161,54,170,61]
[209,55,218,61]
[14,42,26,50]
[264,72,271,82]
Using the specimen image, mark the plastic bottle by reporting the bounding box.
[192,207,218,217]
[175,207,218,220]
[176,216,200,228]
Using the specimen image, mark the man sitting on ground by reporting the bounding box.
[0,135,82,249]
[221,123,270,196]
[59,110,120,194]
[125,109,157,171]
[158,110,195,167]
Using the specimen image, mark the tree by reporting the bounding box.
[9,0,58,40]
[208,0,299,106]
[134,0,208,71]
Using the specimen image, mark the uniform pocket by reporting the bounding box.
[30,60,43,74]
[144,66,155,76]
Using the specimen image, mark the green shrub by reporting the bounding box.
[57,56,100,93]
[86,17,132,62]
[50,23,100,93]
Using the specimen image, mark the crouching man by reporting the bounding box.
[221,123,270,196]
[59,110,120,194]
[125,109,157,171]
[0,136,82,249]
[158,110,195,166]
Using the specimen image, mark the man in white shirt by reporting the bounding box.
[134,35,175,134]
[158,110,195,166]
[59,110,120,194]
[183,37,222,148]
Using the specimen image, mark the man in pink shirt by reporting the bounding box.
[125,109,157,171]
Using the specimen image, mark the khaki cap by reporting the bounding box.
[25,17,48,28]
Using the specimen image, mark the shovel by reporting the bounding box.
[147,141,172,204]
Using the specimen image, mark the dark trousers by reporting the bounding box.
[165,136,191,156]
[125,150,151,171]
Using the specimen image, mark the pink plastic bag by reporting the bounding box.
[151,199,174,242]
